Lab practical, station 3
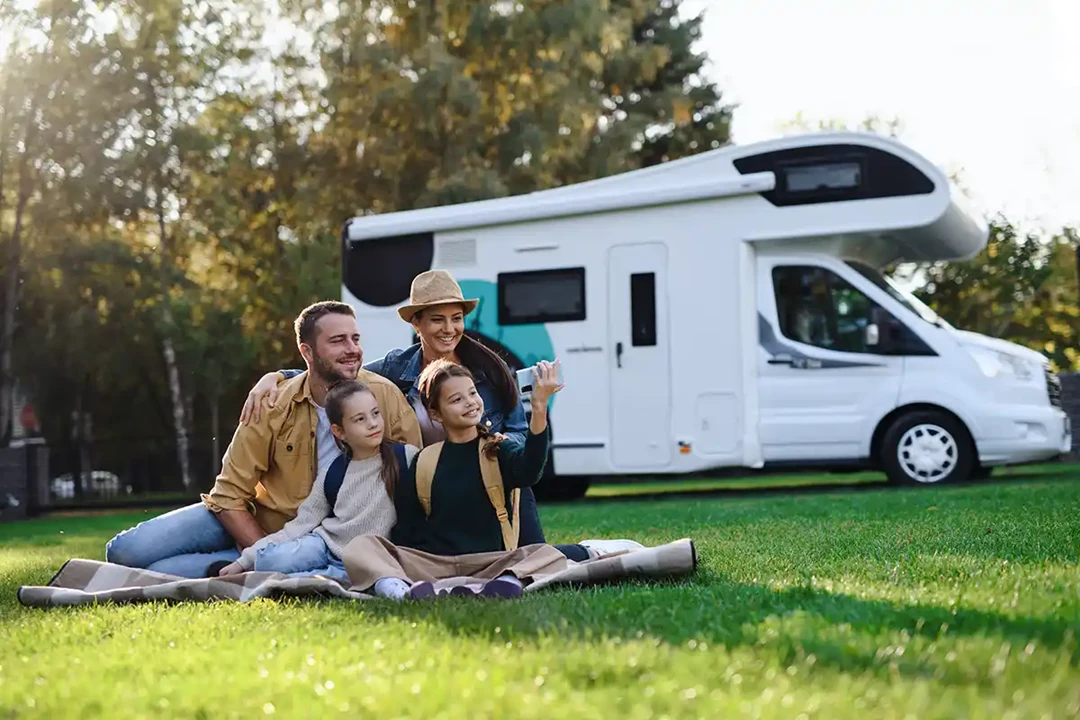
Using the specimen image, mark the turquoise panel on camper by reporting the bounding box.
[458,279,556,367]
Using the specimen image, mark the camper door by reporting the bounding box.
[607,242,672,469]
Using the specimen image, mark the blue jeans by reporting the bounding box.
[253,533,349,582]
[105,503,240,578]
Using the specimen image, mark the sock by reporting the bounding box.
[373,577,410,600]
[495,574,523,588]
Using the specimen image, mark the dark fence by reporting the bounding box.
[0,437,214,517]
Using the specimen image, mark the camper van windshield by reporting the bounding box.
[844,261,949,328]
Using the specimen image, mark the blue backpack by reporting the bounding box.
[324,443,409,512]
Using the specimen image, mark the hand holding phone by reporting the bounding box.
[516,360,563,397]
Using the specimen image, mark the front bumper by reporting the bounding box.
[976,406,1072,466]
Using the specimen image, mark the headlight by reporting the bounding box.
[965,346,1033,380]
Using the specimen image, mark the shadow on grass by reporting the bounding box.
[571,468,1080,506]
[325,570,1078,687]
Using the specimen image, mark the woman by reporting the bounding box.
[241,270,640,560]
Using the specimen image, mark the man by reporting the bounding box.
[104,301,422,578]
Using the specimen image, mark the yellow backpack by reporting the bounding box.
[414,441,520,551]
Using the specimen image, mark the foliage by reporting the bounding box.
[906,220,1080,371]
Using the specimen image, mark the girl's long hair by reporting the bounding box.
[325,380,399,499]
[417,359,500,459]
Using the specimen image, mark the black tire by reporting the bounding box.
[971,464,993,480]
[879,410,975,486]
[535,475,590,502]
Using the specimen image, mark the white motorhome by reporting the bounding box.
[341,132,1071,498]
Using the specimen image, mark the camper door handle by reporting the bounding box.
[768,354,794,365]
[615,342,623,368]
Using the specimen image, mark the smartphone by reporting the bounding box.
[515,362,562,396]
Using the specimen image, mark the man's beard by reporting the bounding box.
[312,352,360,384]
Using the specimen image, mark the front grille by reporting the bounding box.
[1045,366,1063,408]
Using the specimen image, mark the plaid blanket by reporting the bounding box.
[17,538,697,608]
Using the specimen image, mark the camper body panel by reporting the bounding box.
[435,198,752,477]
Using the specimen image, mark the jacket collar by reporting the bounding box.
[282,370,313,405]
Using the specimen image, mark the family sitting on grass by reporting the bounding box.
[105,270,643,600]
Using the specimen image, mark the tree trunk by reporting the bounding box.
[210,389,221,477]
[71,386,89,498]
[158,201,191,489]
[161,335,191,488]
[0,148,32,447]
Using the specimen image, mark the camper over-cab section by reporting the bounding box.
[340,132,1066,499]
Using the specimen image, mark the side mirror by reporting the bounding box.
[865,322,880,346]
[870,307,895,353]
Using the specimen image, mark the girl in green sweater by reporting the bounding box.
[370,357,564,598]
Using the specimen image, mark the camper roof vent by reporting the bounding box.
[436,238,477,267]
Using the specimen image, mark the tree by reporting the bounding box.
[100,0,259,486]
[910,220,1080,371]
[275,0,734,217]
[0,1,135,445]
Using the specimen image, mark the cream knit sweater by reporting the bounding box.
[237,445,419,570]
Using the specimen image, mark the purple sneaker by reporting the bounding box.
[480,577,523,599]
[407,581,436,600]
[449,584,478,597]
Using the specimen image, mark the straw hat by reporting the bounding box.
[397,270,479,322]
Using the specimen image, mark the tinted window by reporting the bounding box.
[772,266,879,353]
[498,267,586,325]
[630,272,657,346]
[733,144,935,206]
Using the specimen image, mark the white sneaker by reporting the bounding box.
[578,539,646,558]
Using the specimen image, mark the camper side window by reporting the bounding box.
[772,266,879,354]
[498,267,586,325]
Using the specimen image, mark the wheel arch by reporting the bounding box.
[870,403,977,468]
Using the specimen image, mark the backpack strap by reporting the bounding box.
[478,442,520,551]
[413,439,520,551]
[323,453,350,512]
[414,442,444,516]
[391,442,409,478]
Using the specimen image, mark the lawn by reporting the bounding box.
[1,474,1078,718]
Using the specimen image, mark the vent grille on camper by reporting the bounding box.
[436,238,477,267]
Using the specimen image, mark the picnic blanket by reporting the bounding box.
[17,538,697,608]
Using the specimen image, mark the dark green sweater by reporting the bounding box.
[390,428,549,555]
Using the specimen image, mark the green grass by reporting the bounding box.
[2,475,1079,718]
[584,461,1075,498]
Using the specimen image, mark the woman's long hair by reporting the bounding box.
[325,380,399,499]
[417,359,500,459]
[455,333,519,413]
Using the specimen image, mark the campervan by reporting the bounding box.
[341,132,1071,499]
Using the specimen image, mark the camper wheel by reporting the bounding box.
[879,410,975,486]
[534,472,590,502]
